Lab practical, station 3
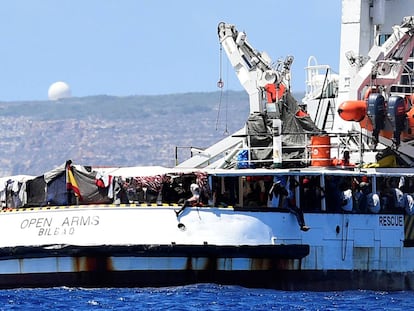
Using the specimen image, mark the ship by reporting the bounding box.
[2,0,414,290]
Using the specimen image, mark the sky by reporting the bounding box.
[0,0,342,101]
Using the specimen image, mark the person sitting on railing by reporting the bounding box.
[175,183,200,217]
[268,177,310,231]
[287,178,310,231]
[268,178,287,208]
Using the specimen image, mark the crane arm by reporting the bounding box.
[351,16,414,100]
[217,22,282,113]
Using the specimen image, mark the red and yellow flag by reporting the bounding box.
[67,167,82,199]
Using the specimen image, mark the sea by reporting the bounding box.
[0,284,411,310]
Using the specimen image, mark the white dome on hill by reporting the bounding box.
[48,81,72,100]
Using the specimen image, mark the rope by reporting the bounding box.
[216,43,229,135]
[342,214,349,261]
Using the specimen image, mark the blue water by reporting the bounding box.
[0,284,411,310]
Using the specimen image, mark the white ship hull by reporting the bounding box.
[0,203,413,290]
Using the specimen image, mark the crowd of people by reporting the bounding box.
[241,173,414,217]
[133,170,414,227]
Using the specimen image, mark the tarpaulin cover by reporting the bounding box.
[246,112,272,163]
[245,90,321,165]
[47,172,68,206]
[71,166,112,204]
[26,176,46,207]
[281,92,321,147]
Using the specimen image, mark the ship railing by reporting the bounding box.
[237,131,363,168]
[304,56,338,101]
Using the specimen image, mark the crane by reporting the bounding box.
[217,22,292,115]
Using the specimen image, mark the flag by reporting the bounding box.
[66,166,82,200]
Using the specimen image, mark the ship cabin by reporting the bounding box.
[1,161,413,218]
[207,167,414,216]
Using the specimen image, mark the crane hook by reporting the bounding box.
[217,44,224,89]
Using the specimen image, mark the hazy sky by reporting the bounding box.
[0,0,341,101]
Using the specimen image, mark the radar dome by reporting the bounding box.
[48,81,72,100]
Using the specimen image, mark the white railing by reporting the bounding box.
[233,132,362,168]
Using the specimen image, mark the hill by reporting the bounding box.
[0,90,304,176]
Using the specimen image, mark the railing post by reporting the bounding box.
[320,173,326,211]
[272,119,283,168]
